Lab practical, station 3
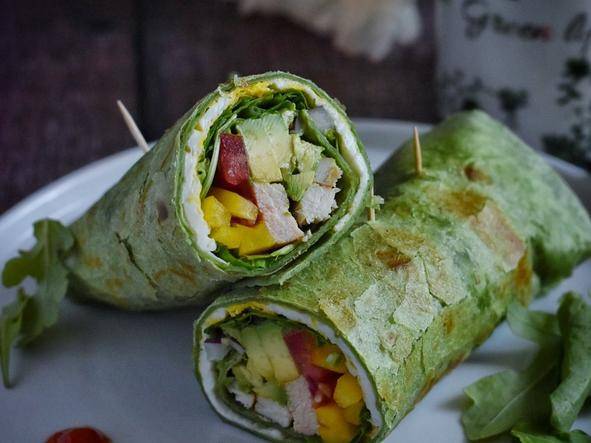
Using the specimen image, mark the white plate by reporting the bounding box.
[1,119,589,442]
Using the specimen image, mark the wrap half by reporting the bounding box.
[66,72,372,310]
[194,111,591,442]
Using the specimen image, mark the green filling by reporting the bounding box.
[192,89,358,271]
[207,311,371,441]
[237,113,292,183]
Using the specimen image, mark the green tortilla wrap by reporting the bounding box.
[66,72,372,310]
[193,111,591,442]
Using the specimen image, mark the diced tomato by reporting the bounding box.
[215,133,252,199]
[46,427,110,443]
[283,329,340,403]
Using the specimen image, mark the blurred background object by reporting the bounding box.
[233,0,421,61]
[0,0,435,214]
[4,0,590,216]
[437,0,591,171]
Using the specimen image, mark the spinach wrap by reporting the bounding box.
[193,111,591,442]
[66,72,372,310]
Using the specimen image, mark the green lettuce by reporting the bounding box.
[0,219,73,387]
[512,423,591,443]
[551,292,591,432]
[507,300,561,346]
[462,345,560,440]
[463,293,591,441]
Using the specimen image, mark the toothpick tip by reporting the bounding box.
[413,126,423,176]
[117,100,149,153]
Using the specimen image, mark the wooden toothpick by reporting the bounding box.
[413,126,423,176]
[117,100,149,153]
[368,185,376,222]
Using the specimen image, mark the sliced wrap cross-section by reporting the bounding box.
[66,72,372,310]
[194,111,591,442]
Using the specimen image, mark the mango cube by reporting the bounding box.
[316,403,356,443]
[333,374,363,409]
[203,195,231,229]
[318,425,356,443]
[238,222,276,256]
[211,226,241,249]
[211,187,258,221]
[343,400,363,426]
[311,344,347,374]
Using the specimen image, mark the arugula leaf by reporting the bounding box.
[0,290,28,387]
[298,109,334,152]
[507,301,561,346]
[462,345,560,440]
[0,219,73,387]
[551,292,591,432]
[512,425,591,443]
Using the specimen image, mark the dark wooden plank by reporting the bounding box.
[0,0,436,214]
[139,0,436,139]
[0,0,137,213]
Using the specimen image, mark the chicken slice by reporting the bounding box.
[252,182,304,244]
[295,184,339,226]
[254,397,292,428]
[286,376,318,436]
[228,382,255,409]
[314,157,342,187]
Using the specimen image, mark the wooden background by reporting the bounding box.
[0,0,436,214]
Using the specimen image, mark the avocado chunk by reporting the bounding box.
[232,363,263,392]
[256,321,300,383]
[241,326,275,380]
[292,134,322,172]
[283,170,315,202]
[237,113,292,182]
[253,381,288,405]
[282,134,324,201]
[232,363,287,404]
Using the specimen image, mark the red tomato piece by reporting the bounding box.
[46,427,111,443]
[283,329,340,403]
[215,133,251,193]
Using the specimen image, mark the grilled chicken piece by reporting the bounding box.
[286,376,319,436]
[254,397,292,427]
[252,182,304,245]
[295,184,339,226]
[314,157,342,187]
[228,382,255,409]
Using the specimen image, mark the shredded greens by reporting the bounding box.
[462,293,591,441]
[0,219,74,387]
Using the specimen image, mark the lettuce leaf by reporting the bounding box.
[507,301,561,347]
[551,292,591,432]
[512,424,591,443]
[0,219,73,387]
[462,345,560,440]
[463,294,591,441]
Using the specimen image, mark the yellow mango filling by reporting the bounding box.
[316,403,358,443]
[210,188,258,222]
[204,188,283,257]
[333,374,363,409]
[202,196,231,229]
[311,344,348,374]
